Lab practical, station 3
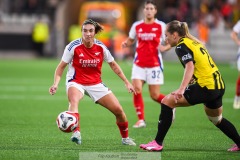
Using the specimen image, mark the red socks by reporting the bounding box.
[116,121,128,138]
[236,77,240,96]
[133,93,144,120]
[73,113,80,132]
[157,94,165,103]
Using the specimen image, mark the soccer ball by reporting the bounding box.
[56,111,78,133]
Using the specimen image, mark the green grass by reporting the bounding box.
[0,58,239,160]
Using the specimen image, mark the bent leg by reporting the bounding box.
[68,87,84,133]
[154,93,190,145]
[97,93,129,138]
[149,84,165,103]
[68,87,83,112]
[97,93,127,122]
[205,106,240,148]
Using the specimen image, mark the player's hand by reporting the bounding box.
[125,82,136,95]
[49,85,58,95]
[121,41,128,48]
[171,89,184,103]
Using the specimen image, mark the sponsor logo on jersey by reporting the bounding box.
[152,28,158,31]
[138,33,156,41]
[182,53,192,61]
[79,59,100,67]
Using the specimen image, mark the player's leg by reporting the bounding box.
[148,84,165,103]
[204,106,240,151]
[67,82,84,144]
[234,56,240,109]
[132,79,146,128]
[131,64,146,128]
[140,83,203,151]
[140,93,190,151]
[146,66,165,103]
[97,92,136,146]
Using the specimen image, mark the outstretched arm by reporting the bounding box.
[108,61,136,94]
[49,61,68,95]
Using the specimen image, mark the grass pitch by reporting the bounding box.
[0,58,239,160]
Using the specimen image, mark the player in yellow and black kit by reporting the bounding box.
[140,20,240,152]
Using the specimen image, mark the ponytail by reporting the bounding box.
[167,20,203,45]
[182,22,202,44]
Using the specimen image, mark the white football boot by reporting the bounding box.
[71,131,81,145]
[122,137,136,146]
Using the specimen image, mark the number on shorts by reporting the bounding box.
[152,70,160,79]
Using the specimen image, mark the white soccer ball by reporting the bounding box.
[56,111,78,133]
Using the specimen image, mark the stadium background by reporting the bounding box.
[0,0,240,61]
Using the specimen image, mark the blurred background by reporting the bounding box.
[0,0,239,62]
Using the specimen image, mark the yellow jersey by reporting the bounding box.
[175,37,224,89]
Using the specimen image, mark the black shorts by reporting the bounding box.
[183,83,225,109]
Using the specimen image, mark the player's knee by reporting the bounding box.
[150,93,159,101]
[134,88,142,94]
[113,107,124,116]
[207,114,222,125]
[114,108,127,121]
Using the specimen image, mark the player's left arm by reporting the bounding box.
[171,61,194,103]
[108,61,136,94]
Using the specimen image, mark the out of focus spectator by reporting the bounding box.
[68,24,81,42]
[195,15,210,45]
[32,16,49,56]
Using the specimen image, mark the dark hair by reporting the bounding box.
[82,19,103,34]
[167,20,202,44]
[144,0,157,9]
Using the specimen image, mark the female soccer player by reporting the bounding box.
[231,19,240,109]
[140,20,240,152]
[122,0,172,128]
[49,19,136,146]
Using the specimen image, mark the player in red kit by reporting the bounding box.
[122,0,173,128]
[49,19,136,146]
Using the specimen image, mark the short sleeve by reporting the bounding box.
[61,44,74,63]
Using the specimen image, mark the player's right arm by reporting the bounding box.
[121,37,135,48]
[231,21,240,46]
[231,30,240,46]
[121,22,138,48]
[49,61,68,95]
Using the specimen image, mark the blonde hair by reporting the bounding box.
[167,20,203,45]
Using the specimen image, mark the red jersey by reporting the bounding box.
[129,19,166,68]
[62,38,114,85]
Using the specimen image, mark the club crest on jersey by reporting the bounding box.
[152,28,158,31]
[95,52,101,56]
